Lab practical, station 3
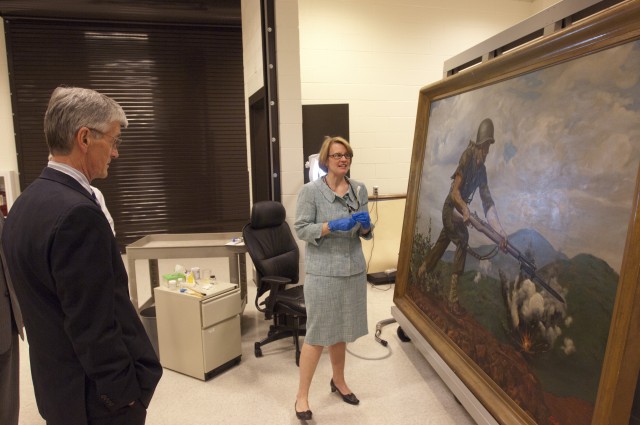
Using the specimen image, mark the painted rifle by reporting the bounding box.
[467,211,565,304]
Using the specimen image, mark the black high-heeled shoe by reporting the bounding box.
[295,401,312,420]
[330,379,360,405]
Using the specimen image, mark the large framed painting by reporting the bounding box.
[394,1,640,424]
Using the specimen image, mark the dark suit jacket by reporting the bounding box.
[2,167,162,425]
[0,213,23,353]
[0,213,24,425]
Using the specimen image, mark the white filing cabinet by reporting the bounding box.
[154,283,242,380]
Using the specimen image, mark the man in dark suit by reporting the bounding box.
[0,213,24,425]
[2,86,162,425]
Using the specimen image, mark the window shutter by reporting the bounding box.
[5,18,250,250]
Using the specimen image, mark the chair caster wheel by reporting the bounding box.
[397,326,411,342]
[254,342,263,357]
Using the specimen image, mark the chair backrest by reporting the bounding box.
[242,201,299,302]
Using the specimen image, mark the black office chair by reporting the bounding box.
[242,201,306,366]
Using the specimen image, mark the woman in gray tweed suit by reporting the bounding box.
[294,136,373,420]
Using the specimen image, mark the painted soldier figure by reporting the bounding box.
[418,118,507,315]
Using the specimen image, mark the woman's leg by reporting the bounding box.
[296,342,324,411]
[328,342,353,394]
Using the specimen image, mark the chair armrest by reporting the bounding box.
[261,276,292,286]
[261,276,293,317]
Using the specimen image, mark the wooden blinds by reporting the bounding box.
[5,18,250,250]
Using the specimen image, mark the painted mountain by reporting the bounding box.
[443,228,570,280]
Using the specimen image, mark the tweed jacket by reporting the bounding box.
[295,178,373,277]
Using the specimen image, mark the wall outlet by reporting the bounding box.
[373,186,379,196]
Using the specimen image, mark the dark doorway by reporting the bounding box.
[249,87,272,203]
[302,104,349,183]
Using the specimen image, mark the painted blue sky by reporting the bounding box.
[417,40,640,272]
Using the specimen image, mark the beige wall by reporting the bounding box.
[295,0,538,197]
[281,0,542,272]
[241,0,265,208]
[241,0,265,103]
[274,0,304,223]
[361,198,406,272]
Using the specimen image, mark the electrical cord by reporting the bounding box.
[347,192,396,360]
[370,282,393,291]
[345,316,406,360]
[346,341,392,361]
[373,318,397,347]
[346,346,392,361]
[364,195,394,291]
[365,196,379,276]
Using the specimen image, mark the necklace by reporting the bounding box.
[323,176,361,213]
[322,175,344,193]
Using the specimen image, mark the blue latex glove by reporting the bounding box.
[328,217,357,232]
[351,211,371,230]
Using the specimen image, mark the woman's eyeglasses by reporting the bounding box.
[328,153,353,160]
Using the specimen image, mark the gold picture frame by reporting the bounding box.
[394,1,640,424]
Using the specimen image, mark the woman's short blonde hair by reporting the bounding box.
[318,136,353,172]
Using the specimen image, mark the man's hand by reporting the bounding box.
[462,205,471,226]
[498,232,508,252]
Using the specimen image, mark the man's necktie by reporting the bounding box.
[91,191,100,206]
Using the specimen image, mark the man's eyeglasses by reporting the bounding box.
[328,153,353,160]
[88,128,123,150]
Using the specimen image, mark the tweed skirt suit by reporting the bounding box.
[295,178,373,346]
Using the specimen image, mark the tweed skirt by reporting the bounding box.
[303,271,368,346]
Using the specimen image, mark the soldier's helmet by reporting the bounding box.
[471,118,495,146]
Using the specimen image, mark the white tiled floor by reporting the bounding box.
[18,282,475,424]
